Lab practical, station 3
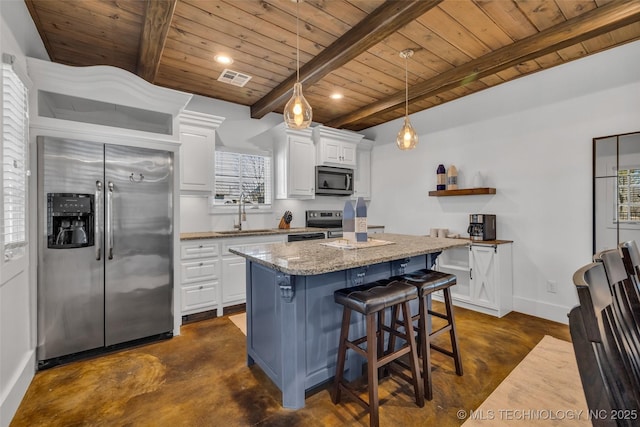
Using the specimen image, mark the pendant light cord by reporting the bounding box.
[296,0,300,83]
[404,54,408,117]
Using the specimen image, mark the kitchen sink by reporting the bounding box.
[216,229,275,234]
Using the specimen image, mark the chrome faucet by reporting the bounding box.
[234,192,247,230]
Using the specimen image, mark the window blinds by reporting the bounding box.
[2,58,29,257]
[214,151,272,205]
[618,169,640,221]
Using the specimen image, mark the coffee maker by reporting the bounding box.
[47,193,94,248]
[467,214,496,241]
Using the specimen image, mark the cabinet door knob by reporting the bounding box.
[199,245,203,248]
[199,262,203,266]
[199,285,203,289]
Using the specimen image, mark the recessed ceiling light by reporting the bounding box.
[214,54,233,65]
[330,93,343,100]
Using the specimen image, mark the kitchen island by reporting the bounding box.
[229,233,468,409]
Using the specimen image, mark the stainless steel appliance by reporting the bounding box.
[467,214,497,241]
[306,210,343,238]
[315,166,354,196]
[37,136,174,367]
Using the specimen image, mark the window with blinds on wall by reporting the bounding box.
[618,168,640,221]
[2,55,29,260]
[213,151,272,206]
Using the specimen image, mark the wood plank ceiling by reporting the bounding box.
[25,0,640,131]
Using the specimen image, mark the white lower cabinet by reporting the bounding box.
[221,236,284,307]
[435,242,513,317]
[221,256,247,306]
[180,241,220,315]
[181,235,286,317]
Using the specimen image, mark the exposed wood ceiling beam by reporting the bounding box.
[137,0,177,83]
[250,0,443,120]
[327,0,640,130]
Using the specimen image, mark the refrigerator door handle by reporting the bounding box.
[107,181,114,260]
[95,180,102,260]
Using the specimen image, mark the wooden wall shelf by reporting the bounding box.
[428,187,496,197]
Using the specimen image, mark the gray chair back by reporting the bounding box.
[571,261,640,425]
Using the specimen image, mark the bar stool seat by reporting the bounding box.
[391,269,463,400]
[333,280,424,427]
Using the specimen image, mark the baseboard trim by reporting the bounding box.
[1,349,35,427]
[512,296,572,325]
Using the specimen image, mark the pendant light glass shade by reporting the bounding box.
[284,82,312,129]
[396,49,417,150]
[284,0,312,129]
[396,116,418,150]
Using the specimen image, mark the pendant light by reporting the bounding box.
[396,49,418,150]
[284,0,312,129]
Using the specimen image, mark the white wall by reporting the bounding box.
[363,40,640,323]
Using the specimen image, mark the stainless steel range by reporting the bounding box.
[306,210,343,238]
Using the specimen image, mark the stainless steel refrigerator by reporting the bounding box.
[37,136,173,366]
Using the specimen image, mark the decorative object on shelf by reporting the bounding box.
[428,187,496,197]
[342,200,355,242]
[446,164,458,190]
[283,0,312,129]
[355,197,367,242]
[472,171,484,188]
[436,164,446,190]
[278,210,293,229]
[396,49,418,150]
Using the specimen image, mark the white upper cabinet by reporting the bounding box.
[273,124,315,199]
[313,125,363,168]
[353,139,373,200]
[178,111,224,192]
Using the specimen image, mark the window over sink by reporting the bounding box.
[212,149,272,209]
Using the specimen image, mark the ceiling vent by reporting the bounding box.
[217,69,252,87]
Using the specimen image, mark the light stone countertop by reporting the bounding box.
[180,227,327,240]
[228,233,468,275]
[180,225,386,240]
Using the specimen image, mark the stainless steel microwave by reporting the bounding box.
[315,166,354,196]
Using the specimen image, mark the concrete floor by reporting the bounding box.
[10,304,571,426]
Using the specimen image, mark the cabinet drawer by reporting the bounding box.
[181,241,219,259]
[181,259,219,283]
[182,281,218,312]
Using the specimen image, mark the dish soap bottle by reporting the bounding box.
[447,165,458,190]
[342,200,355,242]
[355,197,367,242]
[437,164,446,190]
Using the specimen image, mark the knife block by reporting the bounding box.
[278,217,290,229]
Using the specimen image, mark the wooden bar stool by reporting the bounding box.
[390,269,463,400]
[333,280,425,427]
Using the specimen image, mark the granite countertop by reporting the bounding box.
[451,238,513,245]
[180,225,386,240]
[228,233,468,275]
[180,227,327,240]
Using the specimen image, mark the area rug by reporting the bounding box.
[462,335,589,426]
[229,312,246,336]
